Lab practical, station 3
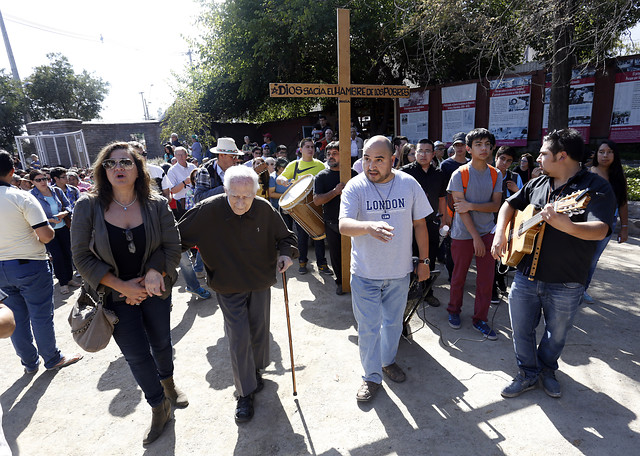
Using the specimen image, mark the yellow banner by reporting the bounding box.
[269,83,410,98]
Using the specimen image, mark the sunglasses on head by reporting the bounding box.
[103,158,135,170]
[32,177,48,183]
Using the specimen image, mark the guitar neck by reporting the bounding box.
[519,212,543,234]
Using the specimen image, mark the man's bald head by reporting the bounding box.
[363,135,393,158]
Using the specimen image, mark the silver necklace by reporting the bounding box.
[368,174,396,220]
[113,195,137,211]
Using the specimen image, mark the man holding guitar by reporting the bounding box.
[491,129,616,399]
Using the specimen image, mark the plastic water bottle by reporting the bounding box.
[439,225,450,245]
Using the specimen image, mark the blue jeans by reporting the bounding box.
[585,220,615,291]
[107,294,173,407]
[0,259,62,370]
[351,273,410,384]
[47,225,74,286]
[296,222,326,266]
[508,271,583,379]
[179,251,200,291]
[193,250,204,273]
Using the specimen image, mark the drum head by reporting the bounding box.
[280,174,314,208]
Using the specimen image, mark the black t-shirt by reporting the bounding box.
[400,162,447,219]
[506,169,615,284]
[313,168,357,223]
[105,221,146,281]
[440,157,469,184]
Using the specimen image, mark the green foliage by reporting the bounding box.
[24,53,109,121]
[627,178,640,201]
[0,70,24,151]
[188,0,414,126]
[161,88,215,147]
[623,165,640,179]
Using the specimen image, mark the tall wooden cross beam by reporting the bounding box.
[270,8,410,292]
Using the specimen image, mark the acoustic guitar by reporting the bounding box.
[500,189,591,267]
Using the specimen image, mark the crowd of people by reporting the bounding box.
[0,119,628,446]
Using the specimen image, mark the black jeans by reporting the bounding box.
[47,225,73,286]
[325,221,343,284]
[107,294,174,407]
[296,222,327,265]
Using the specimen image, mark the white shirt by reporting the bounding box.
[147,163,171,190]
[0,185,49,261]
[167,162,196,199]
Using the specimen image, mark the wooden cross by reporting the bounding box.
[270,8,410,291]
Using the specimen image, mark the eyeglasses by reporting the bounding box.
[124,229,136,254]
[32,177,48,183]
[103,158,135,170]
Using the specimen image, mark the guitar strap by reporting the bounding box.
[527,222,546,281]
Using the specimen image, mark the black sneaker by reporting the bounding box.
[235,394,254,423]
[540,369,562,398]
[298,262,308,274]
[491,288,501,304]
[501,372,538,398]
[318,264,333,275]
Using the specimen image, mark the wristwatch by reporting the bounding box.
[418,258,430,265]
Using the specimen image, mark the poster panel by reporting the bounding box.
[399,89,429,143]
[610,57,640,143]
[543,68,596,142]
[441,83,476,144]
[488,75,531,146]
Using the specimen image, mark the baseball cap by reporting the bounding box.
[452,132,466,145]
[434,140,445,148]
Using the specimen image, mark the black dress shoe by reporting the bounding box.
[255,370,264,393]
[235,395,254,423]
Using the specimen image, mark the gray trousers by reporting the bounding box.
[216,288,271,397]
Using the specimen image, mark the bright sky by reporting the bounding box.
[0,0,203,122]
[1,2,638,125]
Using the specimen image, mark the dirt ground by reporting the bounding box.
[1,236,639,456]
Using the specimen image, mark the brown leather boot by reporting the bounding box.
[160,376,189,408]
[142,397,171,445]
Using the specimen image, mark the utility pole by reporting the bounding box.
[139,91,148,120]
[0,8,32,125]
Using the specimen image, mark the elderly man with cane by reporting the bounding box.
[178,164,298,423]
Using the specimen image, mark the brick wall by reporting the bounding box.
[26,119,162,167]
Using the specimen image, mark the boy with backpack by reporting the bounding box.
[446,129,502,339]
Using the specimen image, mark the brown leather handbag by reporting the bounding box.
[68,287,118,352]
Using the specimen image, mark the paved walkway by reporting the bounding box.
[1,237,639,455]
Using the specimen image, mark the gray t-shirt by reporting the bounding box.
[339,171,433,280]
[447,164,502,240]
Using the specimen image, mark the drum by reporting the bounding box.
[279,174,326,240]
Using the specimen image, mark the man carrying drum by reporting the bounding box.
[313,141,357,295]
[277,138,332,276]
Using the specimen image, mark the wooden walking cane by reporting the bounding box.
[281,271,297,396]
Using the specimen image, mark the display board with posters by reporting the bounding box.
[441,83,476,144]
[542,68,595,142]
[488,75,531,146]
[399,89,429,143]
[610,57,640,143]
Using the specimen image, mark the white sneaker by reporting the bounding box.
[60,285,70,295]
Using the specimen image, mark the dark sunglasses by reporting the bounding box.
[103,158,135,170]
[125,229,136,254]
[32,177,48,183]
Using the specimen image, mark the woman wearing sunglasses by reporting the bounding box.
[29,169,81,295]
[71,142,186,445]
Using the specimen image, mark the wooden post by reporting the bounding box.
[337,8,352,292]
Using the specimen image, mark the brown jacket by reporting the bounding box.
[71,193,181,300]
[178,194,298,294]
